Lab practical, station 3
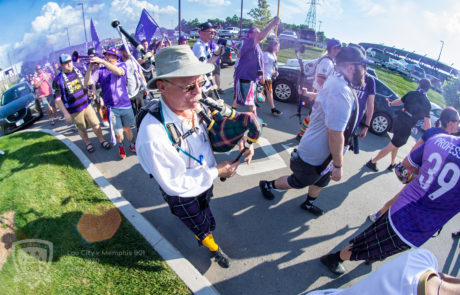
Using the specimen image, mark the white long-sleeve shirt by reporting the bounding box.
[136,99,218,198]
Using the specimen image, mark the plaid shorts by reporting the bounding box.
[161,186,215,241]
[349,211,410,262]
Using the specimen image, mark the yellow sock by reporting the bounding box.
[201,234,219,252]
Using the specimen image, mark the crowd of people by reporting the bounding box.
[24,16,460,292]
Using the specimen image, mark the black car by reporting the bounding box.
[273,64,401,135]
[0,82,42,136]
[217,38,236,66]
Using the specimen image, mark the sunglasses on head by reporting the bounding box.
[164,79,206,93]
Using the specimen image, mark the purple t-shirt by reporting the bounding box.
[390,133,460,247]
[234,37,263,82]
[91,62,131,108]
[354,74,376,128]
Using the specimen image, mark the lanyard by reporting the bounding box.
[159,102,204,166]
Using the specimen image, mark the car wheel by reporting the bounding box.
[273,79,296,102]
[370,112,392,136]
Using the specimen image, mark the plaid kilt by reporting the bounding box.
[161,186,215,241]
[349,211,410,262]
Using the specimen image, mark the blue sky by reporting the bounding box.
[1,0,460,72]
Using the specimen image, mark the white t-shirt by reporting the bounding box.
[136,99,218,197]
[307,249,439,295]
[192,39,211,63]
[263,51,277,80]
[313,56,334,91]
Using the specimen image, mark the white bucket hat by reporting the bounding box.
[147,45,214,89]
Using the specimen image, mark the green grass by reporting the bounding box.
[0,132,190,295]
[373,66,446,107]
[278,47,324,63]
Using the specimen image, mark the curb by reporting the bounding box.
[30,129,219,295]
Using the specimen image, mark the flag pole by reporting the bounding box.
[274,0,280,38]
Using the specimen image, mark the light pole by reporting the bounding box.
[77,3,88,52]
[66,27,71,47]
[239,0,243,38]
[178,0,181,39]
[434,40,444,73]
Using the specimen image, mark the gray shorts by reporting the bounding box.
[110,107,135,135]
[38,95,51,110]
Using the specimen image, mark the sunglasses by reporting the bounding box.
[205,30,216,35]
[164,79,206,93]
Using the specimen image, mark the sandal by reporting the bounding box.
[100,141,111,150]
[86,143,95,153]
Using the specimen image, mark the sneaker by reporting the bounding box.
[271,108,283,116]
[259,180,275,200]
[211,248,231,268]
[320,253,346,275]
[262,122,268,127]
[365,160,378,172]
[217,88,225,94]
[102,121,109,127]
[368,211,381,223]
[295,134,302,141]
[118,145,126,159]
[300,201,325,216]
[452,231,460,238]
[129,143,136,153]
[255,102,260,108]
[387,163,396,171]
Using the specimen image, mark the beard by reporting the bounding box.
[351,67,365,87]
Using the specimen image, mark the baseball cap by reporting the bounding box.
[326,39,341,50]
[178,35,189,42]
[199,22,214,31]
[104,47,121,58]
[335,46,373,65]
[87,47,97,56]
[59,54,72,64]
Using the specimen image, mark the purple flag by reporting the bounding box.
[135,9,158,43]
[90,18,100,50]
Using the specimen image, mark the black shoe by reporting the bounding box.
[259,180,275,200]
[212,248,231,268]
[300,201,325,216]
[365,160,378,172]
[262,122,268,127]
[271,108,283,116]
[452,231,460,238]
[295,134,302,141]
[217,88,225,94]
[255,102,260,108]
[387,164,396,171]
[320,253,346,275]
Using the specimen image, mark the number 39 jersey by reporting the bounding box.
[389,134,460,247]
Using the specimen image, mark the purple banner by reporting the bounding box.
[134,9,158,43]
[90,18,100,50]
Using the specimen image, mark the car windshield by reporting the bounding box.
[1,84,31,106]
[431,107,442,117]
[375,80,394,97]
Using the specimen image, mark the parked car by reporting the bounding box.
[404,64,426,81]
[366,47,389,65]
[224,27,240,37]
[425,73,442,93]
[300,29,316,42]
[278,31,298,41]
[216,38,236,66]
[189,30,199,38]
[273,62,401,135]
[0,82,42,136]
[412,102,443,135]
[218,29,233,39]
[384,58,408,74]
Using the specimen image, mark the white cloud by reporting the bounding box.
[110,0,177,25]
[31,2,81,34]
[86,3,105,14]
[423,5,460,35]
[0,43,11,69]
[187,0,231,6]
[352,0,385,16]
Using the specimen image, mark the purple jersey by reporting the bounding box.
[390,134,460,247]
[354,74,376,128]
[234,37,263,82]
[91,62,131,108]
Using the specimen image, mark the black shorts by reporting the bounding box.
[391,119,412,148]
[287,150,331,189]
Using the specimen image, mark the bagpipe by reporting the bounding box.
[111,20,154,74]
[197,94,263,181]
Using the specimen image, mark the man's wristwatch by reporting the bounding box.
[362,123,370,128]
[333,163,342,169]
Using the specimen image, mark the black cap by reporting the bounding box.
[199,22,214,31]
[418,78,431,92]
[335,46,373,65]
[87,47,97,56]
